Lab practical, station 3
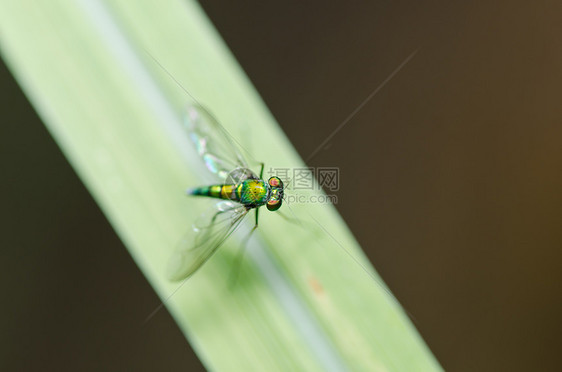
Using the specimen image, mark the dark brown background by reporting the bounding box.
[1,1,560,371]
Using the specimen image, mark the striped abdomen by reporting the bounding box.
[188,179,269,206]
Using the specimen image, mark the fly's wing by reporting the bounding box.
[226,167,260,185]
[185,104,258,183]
[167,201,248,281]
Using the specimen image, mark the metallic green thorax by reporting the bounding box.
[238,179,269,205]
[189,179,269,207]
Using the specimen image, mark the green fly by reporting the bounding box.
[167,104,285,281]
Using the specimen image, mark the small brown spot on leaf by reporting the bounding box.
[308,276,324,295]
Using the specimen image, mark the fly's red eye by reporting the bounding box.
[269,178,279,187]
[267,198,282,211]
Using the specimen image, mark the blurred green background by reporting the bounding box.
[1,1,560,371]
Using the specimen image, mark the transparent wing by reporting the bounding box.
[185,104,258,182]
[225,167,259,185]
[167,201,249,281]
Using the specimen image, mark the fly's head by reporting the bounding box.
[266,176,284,211]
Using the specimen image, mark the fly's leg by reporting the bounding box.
[228,207,259,289]
[259,162,265,179]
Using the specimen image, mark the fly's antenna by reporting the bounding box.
[144,49,260,165]
[143,49,201,106]
[282,176,294,193]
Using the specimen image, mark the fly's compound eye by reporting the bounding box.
[267,197,282,211]
[268,176,283,188]
[267,176,284,211]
